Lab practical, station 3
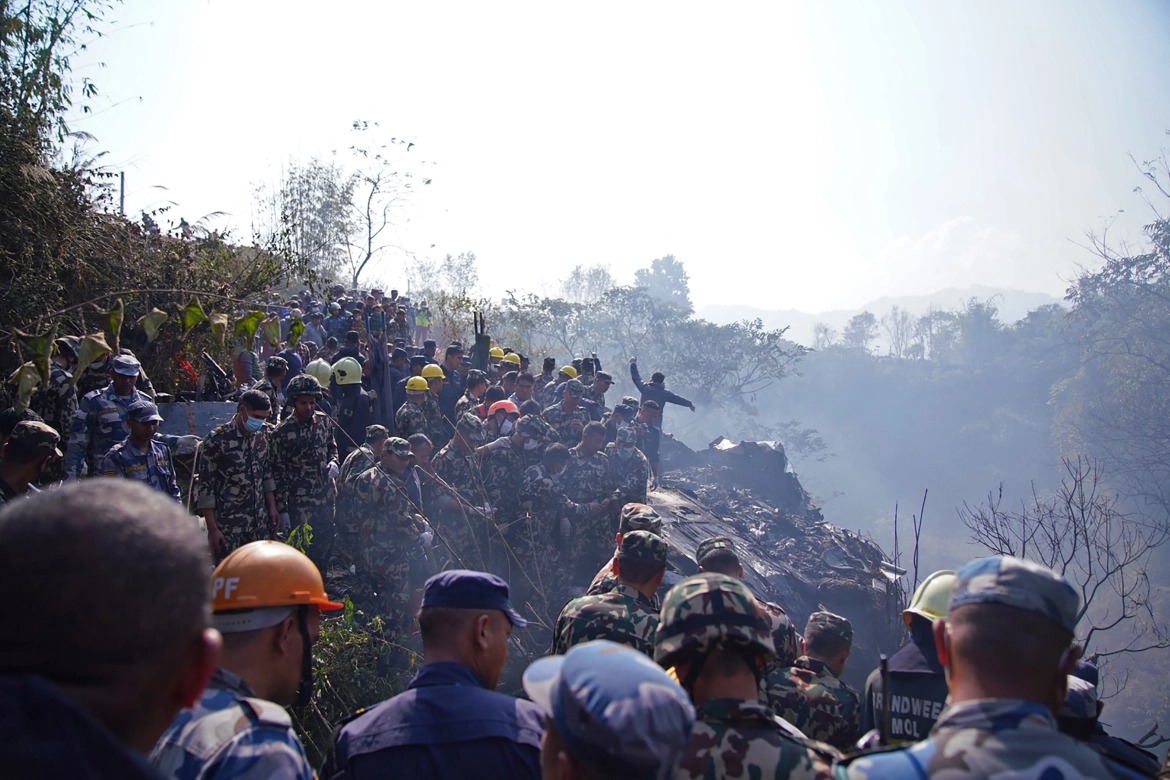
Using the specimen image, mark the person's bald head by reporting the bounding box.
[0,480,219,751]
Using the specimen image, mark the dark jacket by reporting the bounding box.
[629,362,692,426]
[323,662,543,780]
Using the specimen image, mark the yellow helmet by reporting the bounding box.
[421,364,445,379]
[903,570,957,626]
[489,347,505,359]
[501,352,521,366]
[559,365,578,379]
[406,376,429,393]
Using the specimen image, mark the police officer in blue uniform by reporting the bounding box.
[99,399,181,502]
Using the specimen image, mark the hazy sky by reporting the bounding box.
[67,0,1170,311]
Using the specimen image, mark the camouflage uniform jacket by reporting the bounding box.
[605,444,650,506]
[541,403,591,447]
[30,363,76,438]
[481,443,523,527]
[562,446,614,504]
[767,656,861,752]
[99,438,181,502]
[454,392,480,421]
[269,411,337,516]
[350,465,422,623]
[336,444,378,537]
[396,400,427,440]
[761,600,802,670]
[252,379,282,422]
[680,698,837,780]
[65,386,181,477]
[150,668,312,780]
[834,698,1142,780]
[520,465,587,530]
[518,415,558,470]
[196,421,276,537]
[423,395,450,448]
[432,444,491,566]
[387,319,412,344]
[581,385,609,416]
[550,582,659,657]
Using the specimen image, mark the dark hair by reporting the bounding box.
[698,548,740,576]
[239,389,272,411]
[641,400,661,411]
[519,399,542,416]
[0,480,210,683]
[805,630,850,659]
[616,555,665,586]
[516,373,534,385]
[583,421,606,438]
[483,386,507,405]
[543,443,570,466]
[502,371,519,383]
[408,433,433,449]
[651,372,666,384]
[0,407,43,437]
[326,337,338,348]
[345,331,360,344]
[467,374,489,392]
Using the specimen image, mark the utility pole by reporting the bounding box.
[119,171,125,215]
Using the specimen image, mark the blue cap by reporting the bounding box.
[111,354,141,376]
[950,555,1080,635]
[391,348,409,361]
[523,640,695,780]
[409,355,428,367]
[126,399,163,423]
[421,570,526,627]
[462,356,472,366]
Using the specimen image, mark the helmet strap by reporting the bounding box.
[295,605,313,706]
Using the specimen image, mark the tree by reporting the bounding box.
[633,255,692,315]
[913,308,959,361]
[958,458,1169,694]
[841,311,878,353]
[812,322,837,350]
[560,263,614,304]
[881,305,914,358]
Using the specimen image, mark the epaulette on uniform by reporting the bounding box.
[240,696,293,729]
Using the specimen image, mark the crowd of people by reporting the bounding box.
[1,285,1166,778]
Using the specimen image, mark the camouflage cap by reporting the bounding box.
[266,356,289,372]
[618,530,669,563]
[655,572,775,667]
[695,536,737,565]
[595,370,614,383]
[950,555,1080,635]
[111,354,141,376]
[564,378,584,397]
[457,412,486,442]
[5,420,62,459]
[621,395,640,408]
[612,404,636,421]
[517,415,549,439]
[125,399,164,423]
[618,503,662,534]
[285,373,323,398]
[1059,675,1099,720]
[805,610,853,643]
[615,425,638,445]
[523,640,695,780]
[384,437,412,457]
[365,424,389,441]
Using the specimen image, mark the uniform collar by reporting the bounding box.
[696,697,776,723]
[934,698,1057,733]
[211,667,257,698]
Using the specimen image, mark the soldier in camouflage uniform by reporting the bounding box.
[550,530,667,657]
[516,406,556,470]
[655,573,838,780]
[605,423,651,507]
[587,502,665,597]
[541,378,591,447]
[429,413,491,569]
[478,416,540,576]
[99,400,181,502]
[517,444,601,612]
[581,370,614,419]
[562,421,619,578]
[396,376,429,439]
[421,364,450,449]
[66,354,194,479]
[697,535,801,670]
[349,437,425,630]
[252,356,288,424]
[767,611,861,752]
[197,390,280,560]
[453,370,488,420]
[335,425,389,570]
[523,640,696,780]
[270,375,338,572]
[29,336,77,483]
[0,421,62,506]
[837,556,1133,780]
[151,541,341,779]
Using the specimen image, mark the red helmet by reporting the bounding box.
[488,400,520,417]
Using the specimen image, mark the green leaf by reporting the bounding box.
[262,316,282,349]
[14,326,57,386]
[137,308,169,343]
[94,298,124,353]
[233,310,267,346]
[74,332,113,381]
[8,362,43,411]
[209,312,229,347]
[287,317,305,347]
[180,297,208,336]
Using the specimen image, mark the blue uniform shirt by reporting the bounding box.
[323,661,543,780]
[100,438,182,502]
[66,386,181,478]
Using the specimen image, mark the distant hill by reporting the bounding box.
[697,285,1066,348]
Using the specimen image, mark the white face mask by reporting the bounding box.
[523,438,541,451]
[499,419,514,436]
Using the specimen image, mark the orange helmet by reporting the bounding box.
[488,400,520,417]
[211,540,343,615]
